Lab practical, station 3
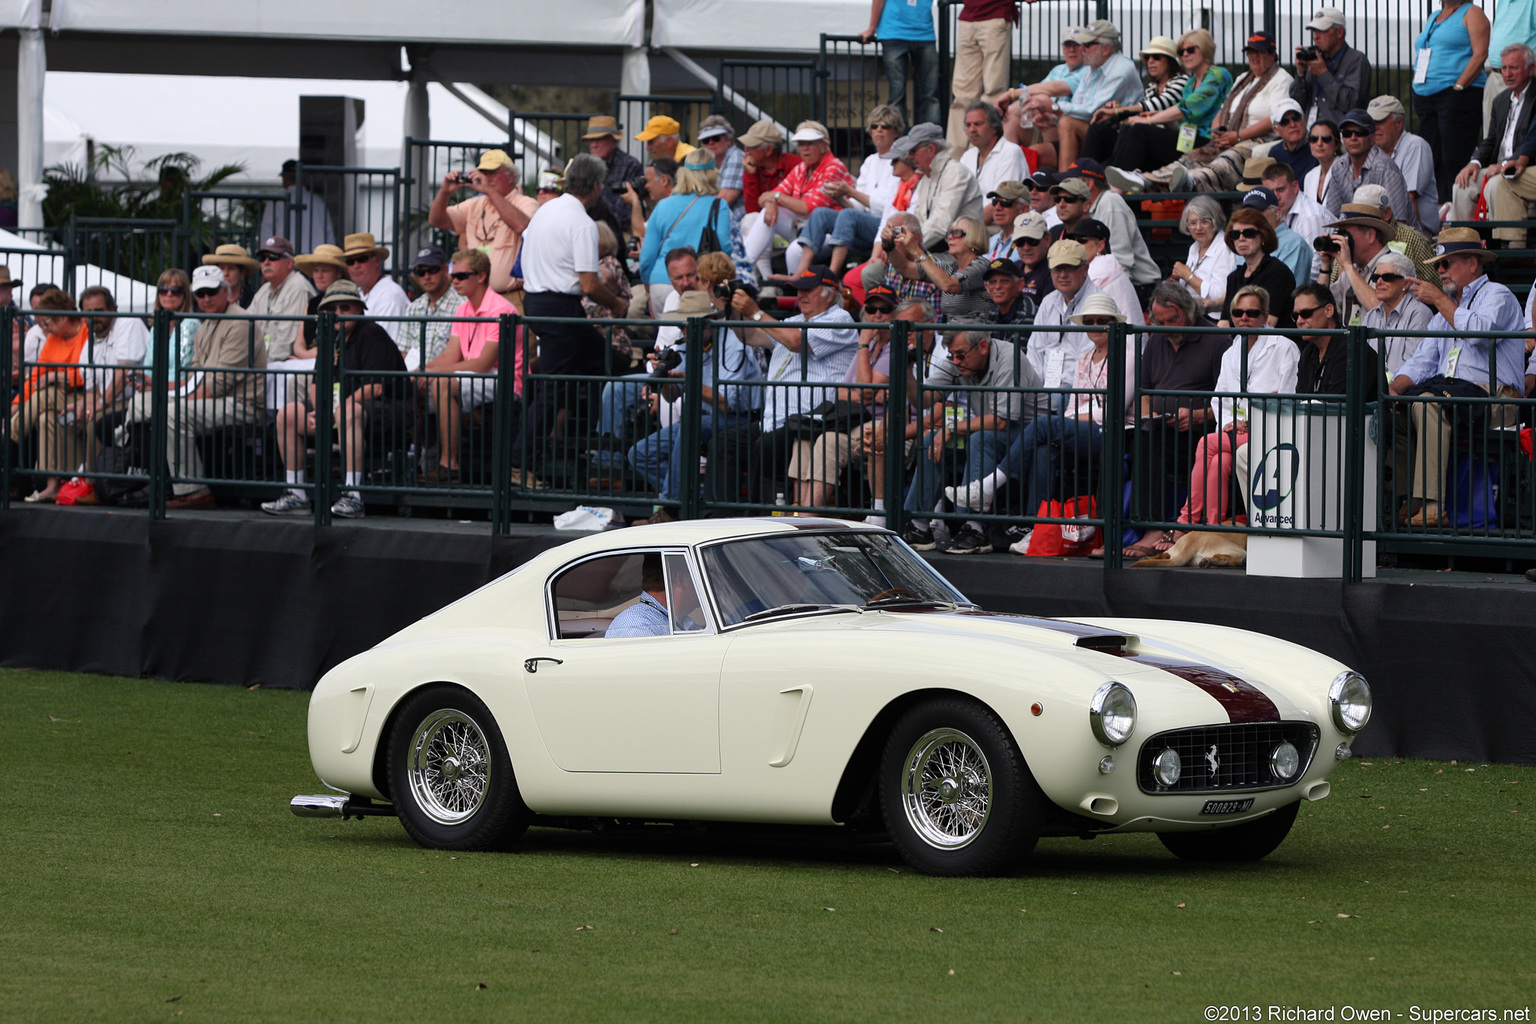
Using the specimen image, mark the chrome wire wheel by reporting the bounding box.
[405,708,491,825]
[900,727,993,849]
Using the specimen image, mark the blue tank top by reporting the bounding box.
[1413,2,1488,96]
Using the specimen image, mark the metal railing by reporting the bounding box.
[7,305,1536,576]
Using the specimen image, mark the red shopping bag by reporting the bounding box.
[1025,495,1100,557]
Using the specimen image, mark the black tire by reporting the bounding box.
[877,697,1047,877]
[1157,801,1300,862]
[387,685,530,851]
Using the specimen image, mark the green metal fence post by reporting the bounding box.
[313,311,337,527]
[1343,322,1369,583]
[679,314,706,521]
[0,305,12,509]
[490,313,517,536]
[148,307,172,520]
[1103,320,1128,570]
[885,317,910,536]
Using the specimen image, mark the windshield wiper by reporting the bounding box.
[740,603,861,623]
[862,597,963,611]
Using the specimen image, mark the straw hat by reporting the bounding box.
[341,232,389,262]
[658,291,721,320]
[295,244,346,272]
[0,265,20,287]
[581,115,623,141]
[317,279,365,311]
[1324,203,1394,239]
[1139,36,1179,60]
[1070,292,1128,324]
[202,243,258,271]
[1433,226,1498,263]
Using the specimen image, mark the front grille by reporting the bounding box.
[1135,723,1320,794]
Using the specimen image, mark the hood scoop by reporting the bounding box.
[1074,633,1137,654]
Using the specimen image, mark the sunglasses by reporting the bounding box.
[1309,134,1337,144]
[1369,272,1405,284]
[994,198,1020,207]
[1232,227,1261,239]
[344,255,374,266]
[414,265,444,276]
[1179,45,1201,55]
[258,253,287,263]
[450,271,477,281]
[1055,195,1083,204]
[947,229,968,239]
[1079,317,1115,326]
[869,122,897,131]
[1340,128,1372,138]
[157,285,185,296]
[193,289,222,299]
[1280,113,1304,125]
[1292,305,1323,319]
[1065,234,1095,245]
[1433,258,1457,271]
[1231,307,1266,319]
[864,302,895,314]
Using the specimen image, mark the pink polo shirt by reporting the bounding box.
[451,289,524,395]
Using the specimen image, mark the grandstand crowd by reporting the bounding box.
[8,0,1536,560]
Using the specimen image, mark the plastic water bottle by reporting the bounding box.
[772,492,788,516]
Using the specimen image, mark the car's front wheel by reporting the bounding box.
[387,685,530,851]
[878,698,1046,876]
[1157,801,1299,862]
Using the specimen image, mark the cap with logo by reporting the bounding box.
[864,284,898,309]
[1366,95,1406,121]
[787,265,841,290]
[1270,97,1305,124]
[1066,158,1106,182]
[1011,210,1049,243]
[1047,239,1088,268]
[191,265,225,292]
[1352,183,1390,210]
[982,257,1022,279]
[413,244,449,269]
[1305,6,1346,31]
[1242,187,1280,211]
[256,236,295,259]
[1339,108,1374,131]
[1080,19,1120,43]
[1243,30,1277,54]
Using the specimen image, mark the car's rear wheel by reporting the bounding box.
[1157,801,1299,862]
[878,698,1046,876]
[388,685,530,851]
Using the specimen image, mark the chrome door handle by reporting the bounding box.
[524,657,564,673]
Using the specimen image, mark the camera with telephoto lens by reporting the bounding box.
[1313,235,1340,254]
[1297,45,1318,62]
[651,347,683,377]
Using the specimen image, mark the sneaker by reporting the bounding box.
[998,524,1032,553]
[942,527,989,555]
[943,479,993,512]
[902,524,937,550]
[1105,166,1146,194]
[1167,164,1189,193]
[1007,529,1035,555]
[261,491,312,516]
[330,494,365,519]
[632,506,678,526]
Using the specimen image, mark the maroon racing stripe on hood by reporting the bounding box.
[958,611,1280,723]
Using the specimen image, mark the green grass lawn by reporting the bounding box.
[2,669,1532,1023]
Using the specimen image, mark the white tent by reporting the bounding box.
[0,227,157,312]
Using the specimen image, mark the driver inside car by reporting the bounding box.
[604,553,703,637]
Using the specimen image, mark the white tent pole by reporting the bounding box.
[17,15,46,229]
[621,46,652,164]
[660,47,787,138]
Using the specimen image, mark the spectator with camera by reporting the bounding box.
[623,288,764,525]
[624,157,677,248]
[862,212,943,311]
[1289,7,1371,127]
[428,148,539,308]
[1316,200,1395,324]
[888,214,993,321]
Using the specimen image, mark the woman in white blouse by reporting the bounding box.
[1301,119,1342,209]
[1172,283,1299,535]
[1169,196,1235,316]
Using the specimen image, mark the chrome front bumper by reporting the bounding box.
[289,794,396,820]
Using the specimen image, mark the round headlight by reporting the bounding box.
[1328,671,1372,734]
[1152,748,1182,787]
[1089,682,1137,747]
[1270,740,1300,781]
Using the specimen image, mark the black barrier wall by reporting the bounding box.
[1,508,1532,765]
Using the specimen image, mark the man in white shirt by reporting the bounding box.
[1029,240,1104,388]
[77,285,148,418]
[248,235,318,409]
[958,101,1030,199]
[342,233,409,343]
[1368,95,1438,232]
[521,153,629,460]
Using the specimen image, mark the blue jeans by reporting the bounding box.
[1001,415,1103,516]
[596,371,656,438]
[627,411,749,502]
[881,39,942,128]
[904,427,1015,515]
[797,206,883,252]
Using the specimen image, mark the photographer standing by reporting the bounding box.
[1289,8,1370,127]
[428,148,539,309]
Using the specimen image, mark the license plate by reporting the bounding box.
[1200,798,1254,815]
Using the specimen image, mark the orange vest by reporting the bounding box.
[15,322,88,404]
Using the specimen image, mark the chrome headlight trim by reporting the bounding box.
[1089,681,1137,748]
[1328,671,1372,734]
[1270,740,1300,781]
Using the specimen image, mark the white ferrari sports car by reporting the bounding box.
[291,518,1371,876]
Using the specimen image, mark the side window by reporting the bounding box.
[663,553,707,633]
[550,553,645,639]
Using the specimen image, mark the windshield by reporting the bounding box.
[700,531,971,628]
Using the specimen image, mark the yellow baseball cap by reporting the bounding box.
[635,115,682,141]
